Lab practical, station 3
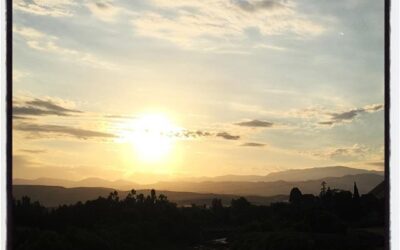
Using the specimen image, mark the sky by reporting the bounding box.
[12,0,385,183]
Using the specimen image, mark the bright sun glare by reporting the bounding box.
[125,114,180,163]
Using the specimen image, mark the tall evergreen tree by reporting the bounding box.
[353,182,360,200]
[320,181,327,197]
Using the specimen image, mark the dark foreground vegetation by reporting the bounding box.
[13,182,385,250]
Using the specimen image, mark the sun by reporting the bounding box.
[127,114,180,163]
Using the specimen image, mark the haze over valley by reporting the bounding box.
[14,166,384,207]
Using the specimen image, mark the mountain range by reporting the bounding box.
[13,166,384,203]
[178,166,383,183]
[14,166,383,189]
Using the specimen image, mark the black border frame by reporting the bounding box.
[5,0,392,249]
[6,0,13,249]
[384,0,391,249]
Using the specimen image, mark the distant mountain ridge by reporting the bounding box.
[146,174,383,196]
[262,166,383,182]
[13,173,384,207]
[14,168,384,198]
[182,166,383,182]
[14,166,383,188]
[13,177,142,190]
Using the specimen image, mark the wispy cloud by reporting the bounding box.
[14,95,244,143]
[167,129,240,141]
[20,149,47,154]
[86,1,120,22]
[366,161,384,167]
[15,122,115,140]
[253,43,287,51]
[303,144,370,161]
[317,121,334,125]
[13,0,76,17]
[288,103,384,128]
[131,0,327,51]
[13,97,82,117]
[235,119,273,128]
[27,99,82,113]
[216,132,240,140]
[104,114,137,120]
[319,104,384,126]
[14,25,116,69]
[13,69,30,82]
[177,130,212,139]
[232,0,286,12]
[241,142,265,147]
[118,127,239,141]
[13,116,34,120]
[13,154,124,180]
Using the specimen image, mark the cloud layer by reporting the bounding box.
[241,142,266,147]
[319,104,384,126]
[131,0,326,50]
[235,119,273,128]
[14,98,82,117]
[216,132,241,140]
[14,25,115,69]
[14,0,76,17]
[15,122,116,140]
[305,144,370,161]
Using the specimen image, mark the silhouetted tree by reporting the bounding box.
[158,194,167,202]
[326,187,332,197]
[231,197,250,210]
[320,181,327,197]
[127,189,136,198]
[12,182,385,250]
[230,197,252,223]
[108,191,119,202]
[211,198,223,211]
[21,196,31,206]
[353,182,360,200]
[150,189,156,203]
[289,187,302,204]
[136,193,145,203]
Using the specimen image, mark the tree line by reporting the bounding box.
[12,182,385,250]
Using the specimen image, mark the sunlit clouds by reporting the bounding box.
[13,0,76,17]
[12,0,384,181]
[131,0,327,51]
[13,25,117,69]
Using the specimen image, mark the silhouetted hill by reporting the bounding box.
[13,185,287,207]
[179,166,383,182]
[14,177,77,187]
[369,181,386,199]
[146,174,383,196]
[14,166,383,188]
[13,177,143,190]
[262,166,383,182]
[14,174,384,199]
